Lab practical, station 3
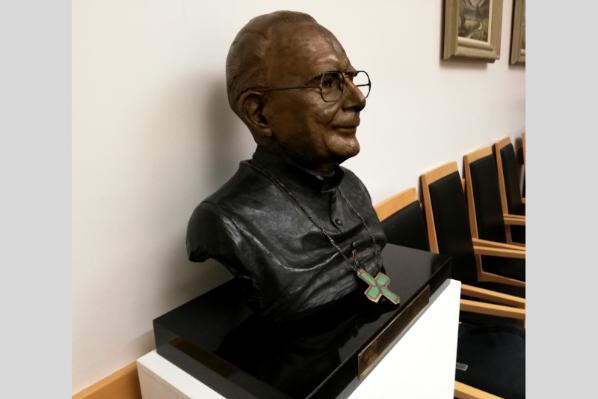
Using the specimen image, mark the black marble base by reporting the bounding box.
[153,244,451,399]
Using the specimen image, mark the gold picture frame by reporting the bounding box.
[443,0,503,62]
[510,0,525,65]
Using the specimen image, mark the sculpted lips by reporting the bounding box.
[331,116,360,132]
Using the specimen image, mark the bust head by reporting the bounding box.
[226,11,368,176]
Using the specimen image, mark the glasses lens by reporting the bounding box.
[320,72,344,102]
[353,71,371,99]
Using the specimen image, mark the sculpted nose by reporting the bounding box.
[342,80,366,112]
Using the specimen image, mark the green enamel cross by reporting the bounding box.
[356,268,400,305]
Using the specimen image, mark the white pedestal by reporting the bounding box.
[138,279,461,399]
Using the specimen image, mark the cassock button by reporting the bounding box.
[335,218,343,226]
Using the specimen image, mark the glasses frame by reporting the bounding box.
[250,70,371,103]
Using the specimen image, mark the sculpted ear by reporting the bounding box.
[238,91,272,139]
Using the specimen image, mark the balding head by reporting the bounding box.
[226,11,333,116]
[224,11,365,176]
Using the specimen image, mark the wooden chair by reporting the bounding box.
[420,162,525,297]
[495,137,526,244]
[521,132,526,164]
[375,188,429,251]
[375,188,525,399]
[495,137,526,213]
[463,146,525,247]
[516,132,526,168]
[521,132,526,197]
[376,187,525,305]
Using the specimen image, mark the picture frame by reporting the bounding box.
[442,0,503,62]
[510,0,525,65]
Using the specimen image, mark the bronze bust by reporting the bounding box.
[187,11,393,322]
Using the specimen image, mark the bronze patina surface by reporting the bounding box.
[186,11,386,321]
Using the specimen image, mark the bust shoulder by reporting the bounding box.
[200,161,278,214]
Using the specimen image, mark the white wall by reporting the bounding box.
[73,0,524,393]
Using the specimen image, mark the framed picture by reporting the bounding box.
[442,0,503,62]
[510,0,525,64]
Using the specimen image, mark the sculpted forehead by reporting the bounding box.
[266,24,351,85]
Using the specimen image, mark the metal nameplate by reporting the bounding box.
[357,285,431,379]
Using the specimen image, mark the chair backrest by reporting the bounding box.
[521,132,526,196]
[463,147,507,243]
[420,162,478,283]
[375,188,429,251]
[494,137,524,215]
[521,132,526,164]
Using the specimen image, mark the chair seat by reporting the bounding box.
[482,255,525,281]
[457,323,525,399]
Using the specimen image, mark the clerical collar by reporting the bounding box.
[250,146,345,193]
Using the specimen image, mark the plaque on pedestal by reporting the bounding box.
[153,244,451,399]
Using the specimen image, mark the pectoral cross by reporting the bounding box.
[352,250,400,305]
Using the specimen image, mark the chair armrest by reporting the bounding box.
[454,381,502,399]
[473,245,526,259]
[471,238,525,252]
[503,214,526,226]
[460,299,525,320]
[461,284,525,308]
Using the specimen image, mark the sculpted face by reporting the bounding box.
[260,24,366,175]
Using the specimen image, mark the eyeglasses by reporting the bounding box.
[253,70,371,102]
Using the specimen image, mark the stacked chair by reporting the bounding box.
[374,133,526,399]
[376,186,525,305]
[420,162,525,297]
[464,146,525,248]
[375,188,428,252]
[494,137,526,244]
[521,132,526,197]
[376,186,525,399]
[517,132,526,197]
